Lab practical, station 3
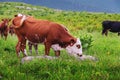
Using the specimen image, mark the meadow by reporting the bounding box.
[0,2,120,80]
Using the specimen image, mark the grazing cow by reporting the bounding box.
[0,19,10,40]
[12,14,82,57]
[9,25,15,36]
[102,20,120,36]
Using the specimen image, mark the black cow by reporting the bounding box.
[102,20,120,36]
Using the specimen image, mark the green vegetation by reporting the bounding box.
[0,2,120,80]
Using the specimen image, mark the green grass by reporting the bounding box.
[0,2,120,80]
[0,32,120,80]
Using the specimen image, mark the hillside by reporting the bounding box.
[1,2,120,32]
[1,0,120,13]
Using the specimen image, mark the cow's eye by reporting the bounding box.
[76,45,80,49]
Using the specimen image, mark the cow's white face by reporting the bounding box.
[65,38,82,56]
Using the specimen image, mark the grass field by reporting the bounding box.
[0,2,120,80]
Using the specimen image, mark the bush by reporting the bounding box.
[80,34,93,51]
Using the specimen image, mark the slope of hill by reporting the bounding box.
[1,2,120,32]
[1,0,120,13]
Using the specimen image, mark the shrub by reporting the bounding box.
[80,34,93,51]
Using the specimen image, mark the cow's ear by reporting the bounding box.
[70,39,75,46]
[14,15,17,17]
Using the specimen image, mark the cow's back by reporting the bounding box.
[102,21,112,29]
[24,20,72,44]
[13,15,74,44]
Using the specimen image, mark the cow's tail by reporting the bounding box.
[12,15,26,28]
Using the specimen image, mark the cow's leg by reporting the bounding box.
[33,44,39,55]
[105,31,108,36]
[55,50,60,57]
[16,42,21,57]
[4,36,7,40]
[44,42,51,56]
[1,32,4,38]
[16,35,28,57]
[16,41,28,57]
[4,32,8,40]
[20,39,27,57]
[11,32,14,36]
[28,42,32,55]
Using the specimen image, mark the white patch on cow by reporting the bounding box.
[17,13,23,17]
[51,38,82,56]
[65,38,82,56]
[17,14,27,27]
[51,44,63,51]
[21,15,26,22]
[24,49,28,56]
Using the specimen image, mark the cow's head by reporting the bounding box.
[65,38,82,57]
[1,18,11,26]
[12,13,27,28]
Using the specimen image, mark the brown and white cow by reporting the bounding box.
[0,19,10,40]
[12,14,82,57]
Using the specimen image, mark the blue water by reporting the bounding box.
[0,0,120,13]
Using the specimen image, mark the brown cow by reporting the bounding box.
[12,14,83,57]
[0,19,10,40]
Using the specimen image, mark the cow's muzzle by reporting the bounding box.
[77,54,82,57]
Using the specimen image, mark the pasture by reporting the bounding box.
[0,2,120,80]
